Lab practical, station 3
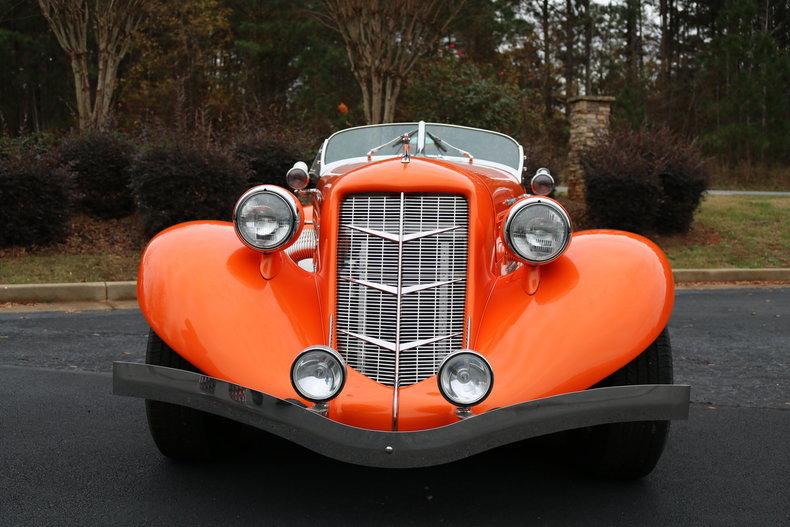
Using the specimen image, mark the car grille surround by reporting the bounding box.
[336,193,468,387]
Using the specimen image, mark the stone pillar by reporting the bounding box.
[565,95,615,202]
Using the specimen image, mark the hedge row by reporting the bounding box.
[0,155,71,247]
[130,143,251,238]
[59,132,135,219]
[2,127,708,249]
[0,133,304,248]
[581,128,709,235]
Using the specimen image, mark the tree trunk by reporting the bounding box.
[320,0,464,125]
[625,0,639,84]
[383,77,401,123]
[37,0,143,132]
[563,0,576,116]
[370,72,383,124]
[541,0,552,120]
[582,0,592,94]
[69,52,92,131]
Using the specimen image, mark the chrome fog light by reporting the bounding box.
[290,346,346,403]
[504,197,571,264]
[437,351,493,407]
[286,161,310,190]
[234,185,301,252]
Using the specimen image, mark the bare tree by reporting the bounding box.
[318,0,464,124]
[562,0,576,116]
[580,0,592,95]
[38,0,144,131]
[538,0,553,120]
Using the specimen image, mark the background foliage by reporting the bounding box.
[2,0,786,173]
[129,140,250,238]
[0,154,71,247]
[59,131,135,219]
[582,128,709,234]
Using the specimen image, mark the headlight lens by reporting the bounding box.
[291,346,346,402]
[234,186,300,252]
[504,198,571,264]
[438,351,493,407]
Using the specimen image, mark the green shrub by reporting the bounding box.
[130,142,249,238]
[655,136,709,234]
[59,131,135,219]
[234,137,303,188]
[581,129,709,234]
[0,132,60,160]
[0,155,71,247]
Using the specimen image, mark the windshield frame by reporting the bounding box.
[318,122,524,181]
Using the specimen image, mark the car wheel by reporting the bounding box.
[567,328,674,479]
[144,329,244,462]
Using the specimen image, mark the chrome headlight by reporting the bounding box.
[233,185,301,252]
[504,198,571,264]
[291,346,346,402]
[437,351,493,407]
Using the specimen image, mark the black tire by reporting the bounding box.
[144,330,243,462]
[568,329,674,479]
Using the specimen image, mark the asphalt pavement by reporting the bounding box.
[1,287,788,526]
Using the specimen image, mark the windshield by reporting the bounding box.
[322,122,522,174]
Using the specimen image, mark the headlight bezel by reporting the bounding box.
[437,350,494,407]
[233,185,303,253]
[290,346,347,403]
[503,197,572,265]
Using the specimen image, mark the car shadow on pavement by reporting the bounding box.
[145,428,659,524]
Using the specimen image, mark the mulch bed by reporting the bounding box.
[0,214,145,258]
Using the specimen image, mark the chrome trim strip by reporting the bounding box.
[392,192,405,429]
[402,226,461,242]
[348,224,460,243]
[342,277,399,295]
[328,313,334,347]
[343,277,462,296]
[401,279,463,295]
[338,329,462,354]
[338,329,397,352]
[398,333,461,352]
[347,224,401,242]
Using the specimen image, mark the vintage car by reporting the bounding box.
[113,121,689,478]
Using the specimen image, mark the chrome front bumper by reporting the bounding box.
[113,362,690,469]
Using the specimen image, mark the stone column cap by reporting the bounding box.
[569,95,615,104]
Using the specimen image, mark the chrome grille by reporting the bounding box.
[336,193,468,387]
[285,225,317,261]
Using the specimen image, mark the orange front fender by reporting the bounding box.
[396,230,674,430]
[137,221,393,431]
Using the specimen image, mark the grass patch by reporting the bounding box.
[0,252,139,284]
[657,195,789,268]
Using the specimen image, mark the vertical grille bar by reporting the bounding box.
[336,193,468,387]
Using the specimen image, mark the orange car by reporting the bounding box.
[114,122,689,478]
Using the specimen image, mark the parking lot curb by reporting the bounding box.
[0,271,787,304]
[673,268,790,283]
[0,281,137,303]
